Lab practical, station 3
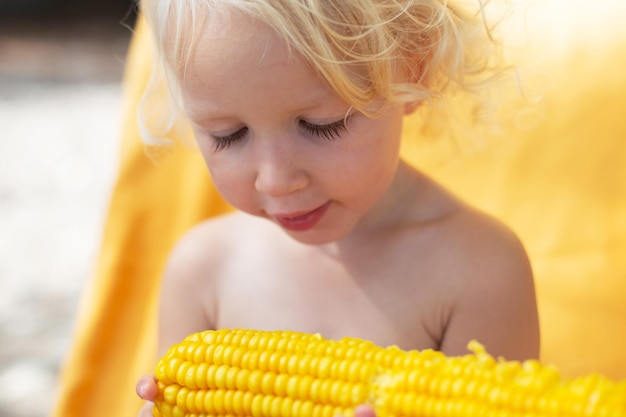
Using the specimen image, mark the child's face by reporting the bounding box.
[177,11,407,245]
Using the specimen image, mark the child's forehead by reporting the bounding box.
[171,9,348,117]
[181,12,298,75]
[201,11,282,52]
[159,1,398,116]
[167,7,296,71]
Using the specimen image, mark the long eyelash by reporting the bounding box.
[300,116,350,140]
[211,127,248,151]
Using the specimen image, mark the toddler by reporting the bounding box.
[136,0,540,415]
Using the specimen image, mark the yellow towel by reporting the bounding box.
[51,5,626,417]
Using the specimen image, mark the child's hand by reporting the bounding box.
[136,375,158,417]
[354,404,377,417]
[136,374,158,400]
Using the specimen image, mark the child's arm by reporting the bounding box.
[439,217,540,361]
[136,224,222,416]
[157,224,221,352]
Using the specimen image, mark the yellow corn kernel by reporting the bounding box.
[152,329,626,417]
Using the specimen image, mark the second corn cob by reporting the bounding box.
[152,328,626,417]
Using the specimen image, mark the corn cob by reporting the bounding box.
[152,329,626,417]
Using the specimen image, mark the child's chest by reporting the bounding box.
[212,240,453,351]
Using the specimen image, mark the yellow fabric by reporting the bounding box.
[51,6,626,417]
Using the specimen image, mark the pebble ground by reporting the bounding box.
[0,15,133,417]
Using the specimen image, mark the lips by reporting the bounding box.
[273,201,331,232]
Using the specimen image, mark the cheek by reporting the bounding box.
[200,150,254,208]
[345,118,403,195]
[347,115,403,174]
[208,166,237,195]
[324,136,400,204]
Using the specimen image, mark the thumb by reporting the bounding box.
[136,375,158,400]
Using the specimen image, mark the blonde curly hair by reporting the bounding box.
[139,0,508,146]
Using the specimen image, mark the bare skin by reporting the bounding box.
[137,165,539,416]
[136,9,539,416]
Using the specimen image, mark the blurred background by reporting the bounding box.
[0,1,136,416]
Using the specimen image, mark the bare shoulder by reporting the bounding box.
[157,211,252,353]
[166,211,248,276]
[434,197,540,361]
[444,202,532,281]
[403,171,539,361]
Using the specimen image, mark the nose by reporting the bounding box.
[254,141,309,197]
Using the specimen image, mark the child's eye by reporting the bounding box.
[211,127,248,151]
[299,116,350,140]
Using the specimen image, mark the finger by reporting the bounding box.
[138,402,154,417]
[354,404,376,417]
[136,374,158,400]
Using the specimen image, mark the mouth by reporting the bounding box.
[273,201,331,232]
